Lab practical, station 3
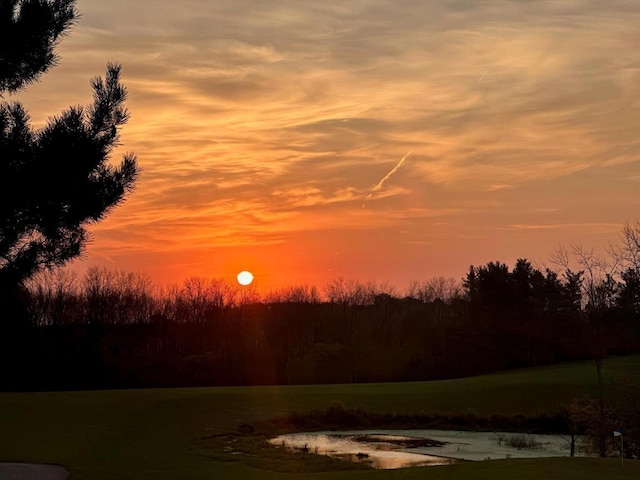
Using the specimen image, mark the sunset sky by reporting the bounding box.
[17,0,639,290]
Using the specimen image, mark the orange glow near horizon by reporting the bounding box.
[18,1,639,290]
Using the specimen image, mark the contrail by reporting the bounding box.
[362,152,411,208]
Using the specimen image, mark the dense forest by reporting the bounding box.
[1,225,638,390]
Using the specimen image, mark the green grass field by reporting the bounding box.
[0,356,638,479]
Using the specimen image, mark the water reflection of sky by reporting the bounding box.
[270,430,585,469]
[269,433,453,469]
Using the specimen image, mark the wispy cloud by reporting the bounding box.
[506,223,621,232]
[17,0,638,287]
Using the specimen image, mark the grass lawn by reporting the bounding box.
[0,355,638,479]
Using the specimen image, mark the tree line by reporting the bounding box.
[1,222,637,390]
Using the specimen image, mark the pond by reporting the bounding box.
[269,430,585,469]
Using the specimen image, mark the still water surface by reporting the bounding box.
[270,430,583,469]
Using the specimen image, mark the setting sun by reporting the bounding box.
[237,270,254,286]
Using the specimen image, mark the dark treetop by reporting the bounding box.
[0,0,138,291]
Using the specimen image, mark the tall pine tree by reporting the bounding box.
[0,1,138,314]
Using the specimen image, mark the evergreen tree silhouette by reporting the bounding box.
[0,1,138,306]
[0,0,77,92]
